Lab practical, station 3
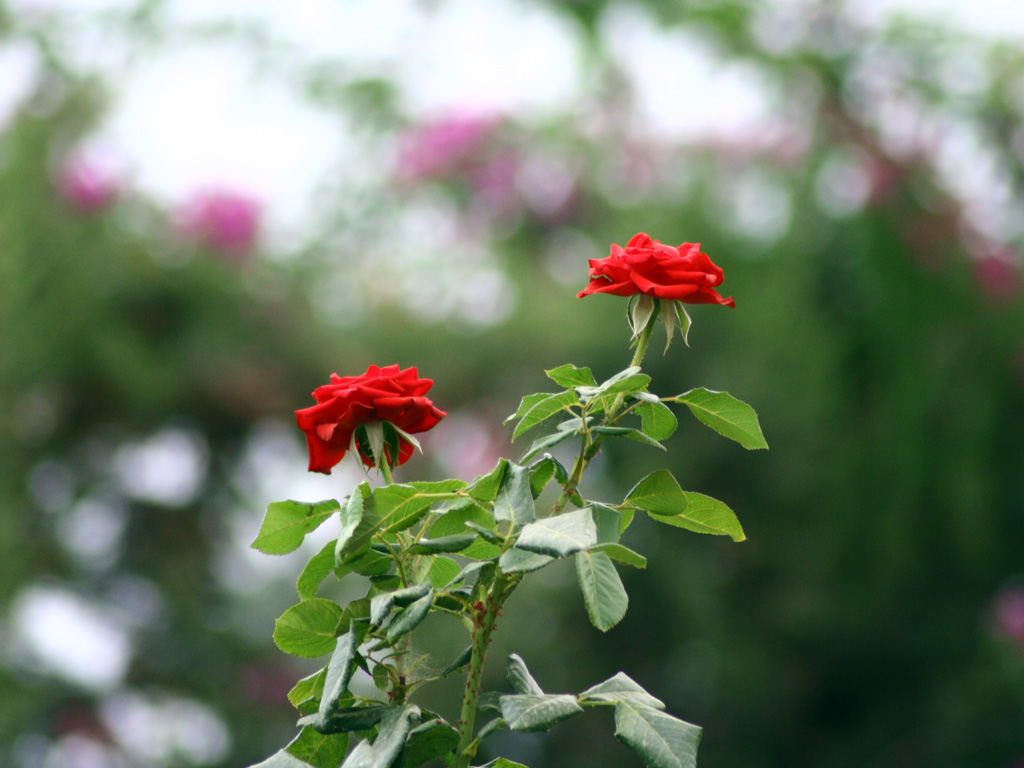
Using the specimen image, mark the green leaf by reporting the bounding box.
[578,672,665,710]
[373,484,445,534]
[431,504,494,538]
[576,366,641,401]
[576,550,628,631]
[636,401,678,441]
[499,694,583,732]
[314,705,392,735]
[673,388,768,450]
[545,363,597,388]
[340,740,373,768]
[424,556,462,589]
[370,705,420,768]
[386,592,433,641]
[274,599,344,658]
[298,540,338,600]
[592,543,647,569]
[288,667,327,711]
[407,532,477,554]
[507,653,544,695]
[590,503,621,544]
[476,759,530,768]
[399,717,459,768]
[498,547,554,574]
[515,508,597,558]
[439,646,473,677]
[512,390,579,440]
[336,485,370,562]
[614,701,702,768]
[519,429,577,463]
[445,560,490,588]
[626,471,746,541]
[630,294,656,339]
[527,457,558,499]
[248,726,347,768]
[252,499,340,555]
[591,425,666,450]
[648,491,745,541]
[675,301,692,348]
[505,393,550,424]
[493,462,536,526]
[467,458,508,502]
[370,583,431,626]
[598,373,651,398]
[318,629,359,730]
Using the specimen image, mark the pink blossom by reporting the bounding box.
[57,156,119,213]
[398,114,498,181]
[177,188,261,260]
[993,585,1024,647]
[974,254,1021,304]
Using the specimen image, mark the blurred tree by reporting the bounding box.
[1,1,1023,767]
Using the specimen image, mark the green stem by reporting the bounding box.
[453,572,510,768]
[378,457,395,485]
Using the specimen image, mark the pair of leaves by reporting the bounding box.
[626,470,746,542]
[498,656,702,768]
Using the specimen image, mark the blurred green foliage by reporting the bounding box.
[1,1,1023,767]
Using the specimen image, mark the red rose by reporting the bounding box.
[295,364,446,474]
[577,233,735,307]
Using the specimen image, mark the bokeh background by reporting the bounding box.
[2,0,1024,766]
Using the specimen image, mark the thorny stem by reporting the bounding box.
[453,572,512,768]
[552,308,659,513]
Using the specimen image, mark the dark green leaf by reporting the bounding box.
[528,457,558,499]
[336,484,371,562]
[439,645,473,677]
[370,583,431,626]
[370,705,420,768]
[512,390,579,441]
[407,532,477,554]
[498,547,554,574]
[318,629,359,729]
[493,461,535,526]
[674,388,768,450]
[614,701,702,768]
[578,672,664,710]
[636,401,678,441]
[386,592,433,641]
[499,694,583,732]
[338,549,391,578]
[274,599,344,658]
[475,716,505,743]
[252,499,340,555]
[545,363,597,388]
[445,560,490,588]
[315,705,392,735]
[507,653,544,695]
[399,717,459,768]
[576,550,628,631]
[340,739,374,767]
[298,540,338,600]
[515,509,596,558]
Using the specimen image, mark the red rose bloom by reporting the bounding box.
[295,364,446,474]
[577,233,735,307]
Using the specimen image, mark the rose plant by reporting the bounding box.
[247,233,767,768]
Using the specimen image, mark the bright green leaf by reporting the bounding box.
[298,540,338,600]
[252,499,340,555]
[576,550,628,631]
[424,556,462,589]
[545,363,597,388]
[591,425,666,450]
[515,508,596,558]
[512,391,579,441]
[592,543,647,569]
[500,694,583,732]
[625,470,689,516]
[288,667,327,711]
[614,701,702,768]
[648,491,746,541]
[505,393,551,424]
[466,459,508,502]
[247,726,347,768]
[476,759,530,768]
[274,599,344,658]
[674,388,768,450]
[373,484,443,534]
[519,429,577,463]
[636,401,678,441]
